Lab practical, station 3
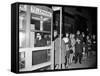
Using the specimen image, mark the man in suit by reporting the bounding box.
[35,33,47,47]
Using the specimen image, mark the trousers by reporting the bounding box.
[75,52,82,63]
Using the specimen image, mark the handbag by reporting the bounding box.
[70,49,73,54]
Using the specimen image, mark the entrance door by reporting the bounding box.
[19,4,54,71]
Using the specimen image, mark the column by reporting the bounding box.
[40,16,43,31]
[59,7,62,69]
[25,5,32,70]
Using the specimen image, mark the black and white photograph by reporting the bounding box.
[11,2,97,73]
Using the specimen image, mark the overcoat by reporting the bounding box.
[54,37,66,64]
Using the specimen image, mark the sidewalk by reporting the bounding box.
[67,54,96,69]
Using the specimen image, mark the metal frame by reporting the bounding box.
[52,6,62,69]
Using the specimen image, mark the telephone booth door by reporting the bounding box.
[52,7,62,69]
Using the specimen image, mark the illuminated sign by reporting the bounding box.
[19,5,52,17]
[31,6,52,17]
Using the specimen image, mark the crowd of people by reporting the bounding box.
[33,30,96,70]
[54,30,96,69]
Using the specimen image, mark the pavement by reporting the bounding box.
[67,54,97,69]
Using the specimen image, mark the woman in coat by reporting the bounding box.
[54,34,66,69]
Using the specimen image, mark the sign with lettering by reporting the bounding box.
[31,6,52,17]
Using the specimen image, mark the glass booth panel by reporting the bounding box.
[19,4,27,31]
[31,14,51,32]
[19,4,27,69]
[19,32,26,48]
[34,32,51,47]
[19,4,53,71]
[32,49,51,65]
[30,7,52,68]
[19,52,25,69]
[43,18,51,32]
[31,13,40,30]
[19,4,27,48]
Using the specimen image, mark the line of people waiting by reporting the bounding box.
[54,30,96,69]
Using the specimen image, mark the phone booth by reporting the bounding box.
[19,4,54,71]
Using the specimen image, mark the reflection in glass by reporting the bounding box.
[19,52,25,69]
[19,8,26,48]
[43,18,51,32]
[19,15,26,30]
[19,8,26,31]
[19,32,26,48]
[31,18,40,30]
[31,13,51,32]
